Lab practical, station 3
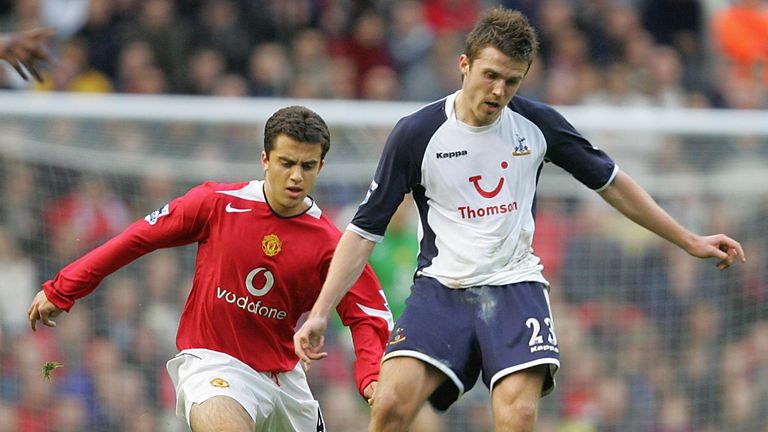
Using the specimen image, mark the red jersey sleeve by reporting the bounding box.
[335,264,393,398]
[43,183,215,311]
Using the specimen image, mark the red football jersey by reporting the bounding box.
[43,180,393,396]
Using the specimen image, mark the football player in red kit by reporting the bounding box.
[28,106,393,432]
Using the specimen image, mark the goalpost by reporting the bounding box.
[0,91,766,431]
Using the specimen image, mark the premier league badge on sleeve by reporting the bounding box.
[144,203,170,225]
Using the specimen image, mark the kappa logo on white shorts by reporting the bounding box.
[225,203,252,213]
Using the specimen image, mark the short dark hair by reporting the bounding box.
[264,106,331,159]
[464,7,539,66]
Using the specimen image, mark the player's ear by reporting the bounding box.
[459,54,470,76]
[261,150,269,169]
[317,159,325,173]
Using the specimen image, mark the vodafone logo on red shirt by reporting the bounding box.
[215,267,288,320]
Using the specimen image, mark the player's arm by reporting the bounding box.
[294,231,377,368]
[29,185,212,331]
[598,169,746,269]
[28,221,166,331]
[0,27,54,82]
[335,264,393,402]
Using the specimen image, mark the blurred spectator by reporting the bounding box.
[1,163,43,255]
[399,32,463,101]
[388,0,434,89]
[247,42,292,96]
[290,28,332,97]
[647,45,687,107]
[641,0,705,90]
[331,10,394,97]
[44,177,132,264]
[211,72,249,97]
[532,197,572,287]
[327,56,357,99]
[183,47,225,95]
[114,40,158,92]
[33,38,113,93]
[75,0,121,79]
[0,227,37,336]
[653,391,695,432]
[101,276,140,351]
[0,0,44,35]
[40,0,89,39]
[0,401,17,432]
[121,0,193,92]
[711,0,768,89]
[51,394,89,432]
[360,65,400,100]
[141,250,182,348]
[424,0,480,35]
[193,0,251,72]
[560,199,625,304]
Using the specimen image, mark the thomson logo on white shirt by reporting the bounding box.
[458,201,518,220]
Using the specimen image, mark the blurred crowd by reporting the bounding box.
[1,0,768,431]
[0,0,766,107]
[1,147,767,431]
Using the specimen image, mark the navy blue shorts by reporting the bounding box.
[383,277,560,411]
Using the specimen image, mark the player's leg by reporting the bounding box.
[369,356,446,432]
[271,363,326,431]
[475,282,559,432]
[166,349,268,431]
[189,396,254,432]
[490,365,547,432]
[373,276,480,431]
[411,403,445,432]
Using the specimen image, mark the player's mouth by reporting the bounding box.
[286,186,303,198]
[483,101,500,113]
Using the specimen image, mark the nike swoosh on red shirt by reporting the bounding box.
[225,203,252,213]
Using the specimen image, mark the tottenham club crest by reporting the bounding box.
[513,133,531,156]
[262,234,282,257]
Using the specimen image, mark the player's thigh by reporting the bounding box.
[376,356,446,408]
[490,365,547,431]
[189,395,254,432]
[270,365,325,432]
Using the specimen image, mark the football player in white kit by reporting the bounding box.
[29,106,393,431]
[295,7,745,432]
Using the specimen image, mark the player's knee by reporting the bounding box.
[494,400,538,432]
[371,390,412,426]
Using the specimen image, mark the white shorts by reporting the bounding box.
[166,349,326,431]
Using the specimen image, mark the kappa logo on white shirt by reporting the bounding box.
[225,202,252,213]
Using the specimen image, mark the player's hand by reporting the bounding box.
[293,316,329,372]
[363,381,378,406]
[686,234,746,270]
[28,289,63,331]
[0,27,55,82]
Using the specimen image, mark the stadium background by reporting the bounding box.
[1,0,767,431]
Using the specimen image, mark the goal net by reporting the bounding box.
[0,91,766,431]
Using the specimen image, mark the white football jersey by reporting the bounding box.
[349,91,618,288]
